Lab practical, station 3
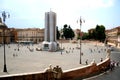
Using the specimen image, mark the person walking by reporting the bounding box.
[85,59,88,65]
[100,58,103,62]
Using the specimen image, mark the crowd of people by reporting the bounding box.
[110,60,119,71]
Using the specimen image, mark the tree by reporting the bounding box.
[95,25,106,42]
[82,32,89,40]
[88,29,95,39]
[68,25,75,40]
[92,29,96,40]
[63,24,75,40]
[88,25,106,41]
[63,24,68,39]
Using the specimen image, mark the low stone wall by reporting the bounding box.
[0,71,55,80]
[0,58,110,80]
[61,58,110,80]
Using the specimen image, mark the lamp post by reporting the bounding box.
[0,11,10,72]
[77,16,85,64]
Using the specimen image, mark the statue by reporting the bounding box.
[53,65,63,79]
[44,64,53,72]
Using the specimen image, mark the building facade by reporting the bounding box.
[106,26,120,48]
[74,29,80,40]
[16,28,44,43]
[9,28,17,43]
[0,17,10,44]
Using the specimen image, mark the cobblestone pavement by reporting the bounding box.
[0,42,107,75]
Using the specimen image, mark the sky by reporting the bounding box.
[0,0,120,32]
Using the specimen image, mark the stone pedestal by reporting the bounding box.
[42,41,59,52]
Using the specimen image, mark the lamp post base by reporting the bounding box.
[3,64,7,72]
[79,61,82,64]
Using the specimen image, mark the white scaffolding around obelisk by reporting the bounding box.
[42,10,59,51]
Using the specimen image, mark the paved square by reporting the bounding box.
[0,41,107,75]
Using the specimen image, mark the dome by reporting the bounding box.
[0,22,8,29]
[0,17,8,29]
